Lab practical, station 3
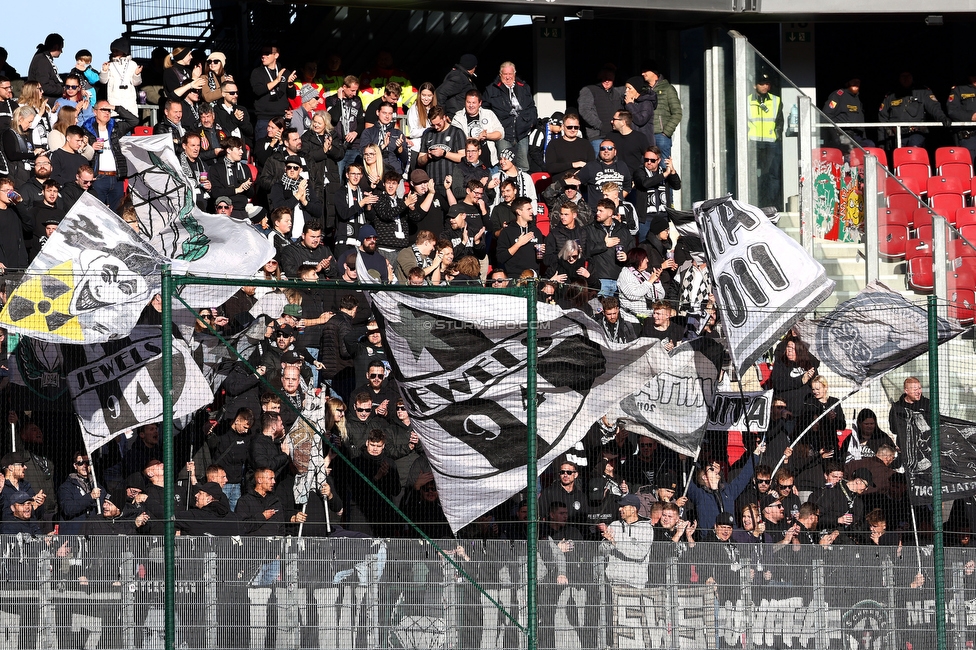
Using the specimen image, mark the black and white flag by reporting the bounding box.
[365,286,719,532]
[65,326,213,451]
[795,281,964,386]
[695,196,834,377]
[706,390,773,432]
[904,412,976,505]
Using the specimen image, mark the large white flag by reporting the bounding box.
[695,196,834,377]
[66,325,214,451]
[120,134,274,307]
[366,287,719,533]
[0,194,166,343]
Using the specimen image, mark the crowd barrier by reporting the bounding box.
[0,534,964,649]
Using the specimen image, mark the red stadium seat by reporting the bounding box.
[897,164,930,187]
[936,147,972,174]
[132,125,153,136]
[536,203,550,236]
[815,148,844,165]
[886,175,924,196]
[888,193,923,214]
[912,208,935,230]
[878,224,908,259]
[961,224,976,242]
[907,256,934,292]
[950,238,976,260]
[948,288,976,324]
[931,192,965,215]
[928,175,967,197]
[905,234,931,262]
[969,176,976,202]
[879,207,909,228]
[849,147,888,169]
[247,164,257,181]
[957,208,976,229]
[532,172,552,195]
[893,146,931,171]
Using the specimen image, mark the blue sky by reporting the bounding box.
[4,3,124,76]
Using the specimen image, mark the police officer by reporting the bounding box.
[823,78,874,148]
[947,73,976,163]
[747,70,784,209]
[878,71,950,148]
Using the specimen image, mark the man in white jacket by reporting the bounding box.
[451,89,504,168]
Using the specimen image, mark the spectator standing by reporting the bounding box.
[28,34,64,107]
[747,71,784,208]
[485,62,537,170]
[250,45,297,139]
[640,61,683,160]
[578,66,624,156]
[81,100,138,214]
[436,54,478,119]
[57,452,100,535]
[100,38,143,115]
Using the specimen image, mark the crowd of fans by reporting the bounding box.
[0,35,961,596]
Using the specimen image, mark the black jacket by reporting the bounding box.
[235,488,291,535]
[247,433,292,478]
[214,102,255,148]
[436,65,477,117]
[484,75,538,141]
[250,65,296,120]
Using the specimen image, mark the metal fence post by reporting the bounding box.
[864,153,880,284]
[929,295,948,650]
[524,278,539,650]
[933,215,949,320]
[813,558,828,650]
[160,263,176,650]
[952,561,965,650]
[732,32,750,202]
[797,96,815,255]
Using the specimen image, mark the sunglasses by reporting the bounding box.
[558,470,577,475]
[368,373,384,379]
[285,165,302,170]
[396,405,406,410]
[74,460,90,466]
[600,146,615,151]
[207,59,221,64]
[64,85,79,90]
[224,90,238,95]
[757,479,772,484]
[217,203,232,209]
[79,179,94,184]
[201,315,215,320]
[563,125,580,130]
[355,407,372,413]
[644,157,659,162]
[97,108,112,112]
[778,484,794,490]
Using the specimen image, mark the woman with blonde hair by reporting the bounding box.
[201,51,232,104]
[17,82,52,149]
[360,143,384,194]
[2,106,44,183]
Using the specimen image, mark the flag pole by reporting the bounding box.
[75,415,101,516]
[909,504,922,573]
[769,387,859,480]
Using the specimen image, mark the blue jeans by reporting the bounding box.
[93,173,124,214]
[599,279,618,297]
[251,559,281,587]
[306,346,320,387]
[654,133,672,164]
[222,483,241,511]
[590,139,604,156]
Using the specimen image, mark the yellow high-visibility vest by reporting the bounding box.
[748,93,780,142]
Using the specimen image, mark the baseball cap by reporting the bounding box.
[617,493,641,508]
[409,169,430,185]
[714,512,735,527]
[282,304,302,318]
[214,196,233,208]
